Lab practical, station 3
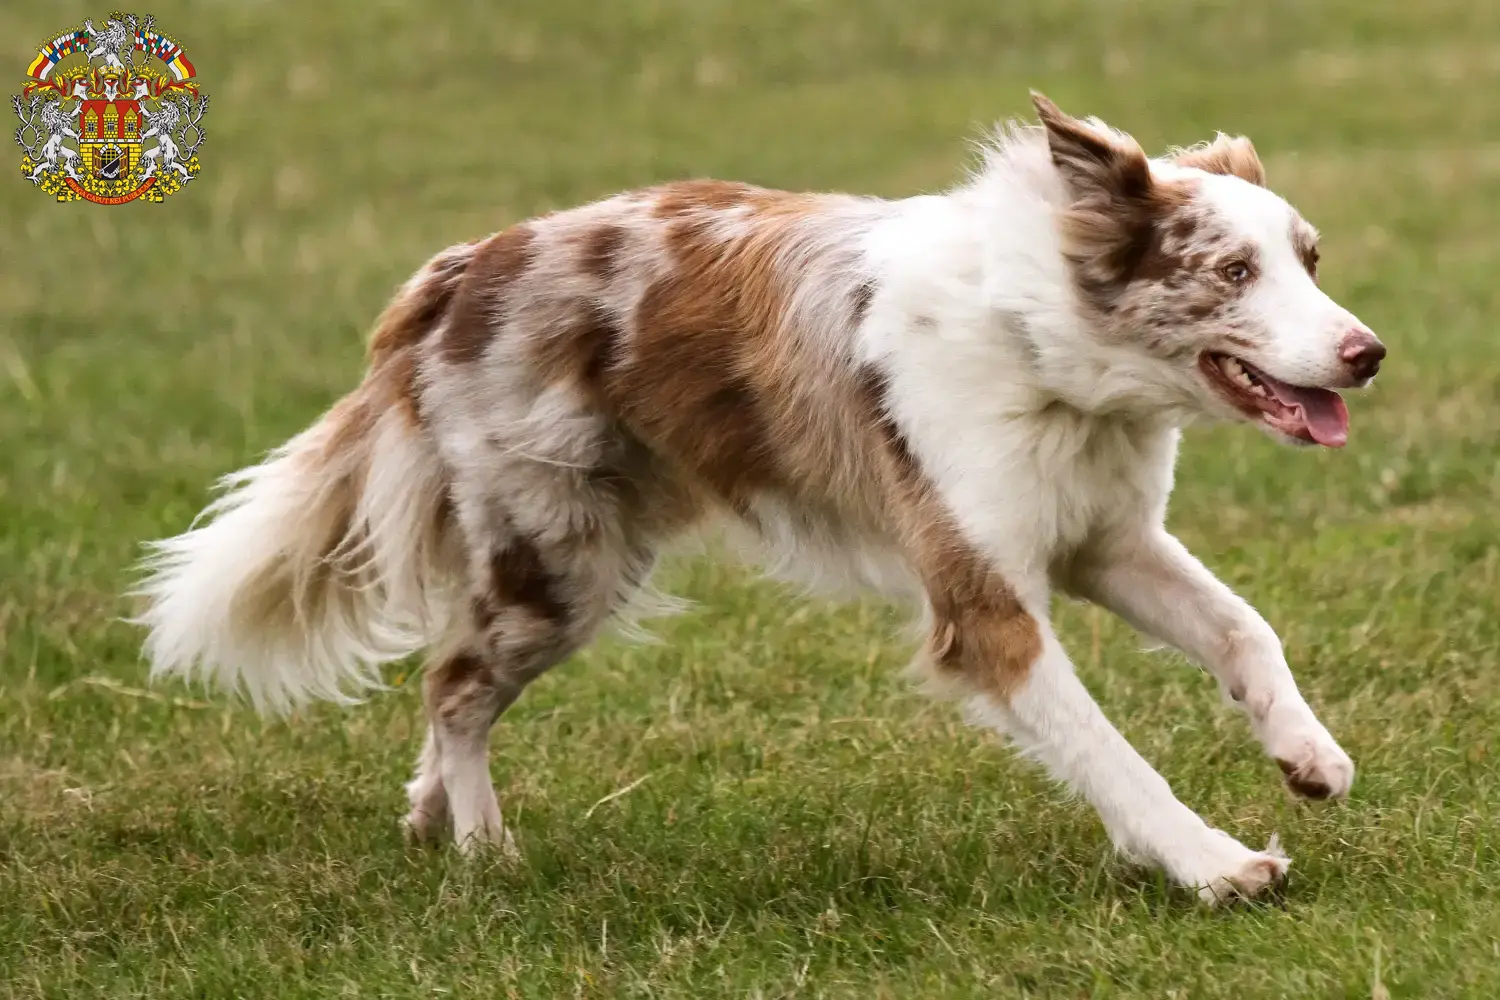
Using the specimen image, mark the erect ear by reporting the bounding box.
[1172,133,1266,186]
[1030,90,1153,204]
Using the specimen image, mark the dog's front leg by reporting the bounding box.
[921,575,1288,901]
[1066,528,1354,800]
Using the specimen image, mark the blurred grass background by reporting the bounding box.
[2,1,1498,996]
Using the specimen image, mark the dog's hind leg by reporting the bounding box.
[424,643,536,856]
[403,432,687,853]
[409,522,643,854]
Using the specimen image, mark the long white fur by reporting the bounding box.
[848,122,1360,898]
[135,405,457,714]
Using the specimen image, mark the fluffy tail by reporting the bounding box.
[135,243,476,713]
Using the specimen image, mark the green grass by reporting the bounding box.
[3,0,1499,996]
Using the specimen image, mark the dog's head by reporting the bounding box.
[1033,92,1383,447]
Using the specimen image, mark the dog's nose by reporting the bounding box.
[1339,328,1386,380]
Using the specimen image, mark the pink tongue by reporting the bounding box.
[1271,383,1349,447]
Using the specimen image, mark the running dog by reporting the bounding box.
[137,93,1384,902]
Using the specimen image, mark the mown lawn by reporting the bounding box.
[2,1,1498,996]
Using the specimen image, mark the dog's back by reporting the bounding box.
[140,174,1030,846]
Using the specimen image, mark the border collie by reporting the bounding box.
[137,93,1384,902]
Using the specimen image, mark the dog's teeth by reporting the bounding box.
[1217,356,1261,393]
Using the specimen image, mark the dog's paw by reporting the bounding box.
[1259,704,1355,800]
[1193,834,1290,905]
[455,822,522,861]
[1273,735,1355,800]
[1164,828,1290,905]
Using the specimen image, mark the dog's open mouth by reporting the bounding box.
[1199,352,1349,447]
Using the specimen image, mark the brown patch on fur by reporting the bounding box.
[618,303,781,501]
[1168,215,1199,242]
[1033,92,1152,203]
[1290,219,1320,281]
[581,224,628,282]
[1062,179,1197,313]
[529,302,622,393]
[1130,231,1194,283]
[490,537,566,623]
[1032,92,1197,314]
[855,368,918,482]
[1277,758,1334,800]
[368,242,477,366]
[363,242,477,421]
[652,179,758,216]
[440,224,537,365]
[857,368,1042,696]
[1080,182,1266,350]
[602,189,834,504]
[422,651,506,728]
[910,516,1041,699]
[510,182,869,525]
[850,281,875,327]
[380,346,422,424]
[1173,135,1267,187]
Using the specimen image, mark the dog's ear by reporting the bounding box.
[1172,134,1266,187]
[1031,91,1152,204]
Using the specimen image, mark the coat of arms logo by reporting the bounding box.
[12,12,208,204]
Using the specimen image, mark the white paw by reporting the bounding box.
[1165,828,1290,905]
[454,821,522,860]
[1255,696,1355,800]
[1195,849,1289,904]
[1268,728,1355,800]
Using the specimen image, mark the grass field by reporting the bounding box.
[3,1,1500,996]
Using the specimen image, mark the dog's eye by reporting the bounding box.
[1220,260,1251,283]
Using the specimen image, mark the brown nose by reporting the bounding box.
[1340,328,1386,380]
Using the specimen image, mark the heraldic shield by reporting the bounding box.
[12,12,209,204]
